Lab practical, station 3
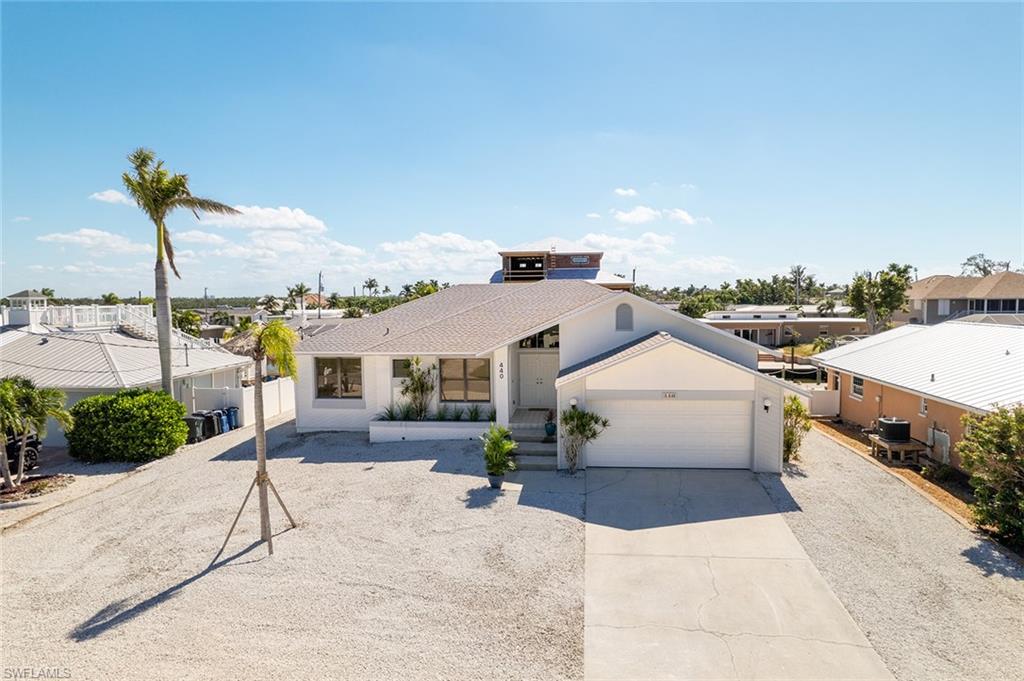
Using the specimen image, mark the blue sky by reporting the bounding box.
[2,2,1021,298]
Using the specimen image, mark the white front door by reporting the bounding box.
[519,353,558,407]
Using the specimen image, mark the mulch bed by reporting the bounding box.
[0,474,75,502]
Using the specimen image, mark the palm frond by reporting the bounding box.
[259,321,299,378]
[170,195,240,219]
[163,227,181,279]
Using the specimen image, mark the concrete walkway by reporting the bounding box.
[584,469,892,681]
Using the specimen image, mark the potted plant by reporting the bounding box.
[544,409,557,438]
[481,423,517,489]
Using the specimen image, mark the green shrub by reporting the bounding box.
[467,404,481,422]
[481,424,517,476]
[560,408,610,474]
[783,395,812,462]
[67,389,187,463]
[958,406,1024,548]
[452,407,464,422]
[436,404,450,421]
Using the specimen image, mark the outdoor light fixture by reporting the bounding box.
[762,398,771,413]
[569,397,578,409]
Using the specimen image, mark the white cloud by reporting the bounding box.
[674,255,739,276]
[60,261,150,277]
[614,187,638,197]
[176,229,227,245]
[13,216,31,222]
[89,189,133,206]
[665,208,696,225]
[37,228,153,255]
[612,205,661,225]
[680,183,698,190]
[201,205,327,233]
[585,212,602,219]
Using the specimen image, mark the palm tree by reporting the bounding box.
[327,292,343,309]
[289,282,311,316]
[122,147,239,395]
[101,292,121,305]
[789,265,807,306]
[11,379,72,484]
[220,321,298,556]
[223,317,254,340]
[40,288,55,300]
[0,380,18,489]
[257,295,280,314]
[363,277,379,296]
[382,285,391,296]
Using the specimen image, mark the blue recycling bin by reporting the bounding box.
[217,410,230,434]
[226,406,239,430]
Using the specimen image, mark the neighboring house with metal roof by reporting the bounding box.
[293,280,796,473]
[812,321,1024,469]
[0,297,252,446]
[892,271,1024,325]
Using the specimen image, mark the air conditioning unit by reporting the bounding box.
[878,416,911,442]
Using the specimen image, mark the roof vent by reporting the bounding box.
[930,373,935,382]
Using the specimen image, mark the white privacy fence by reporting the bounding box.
[191,377,295,427]
[786,387,840,417]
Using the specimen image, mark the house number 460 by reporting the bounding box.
[498,362,504,379]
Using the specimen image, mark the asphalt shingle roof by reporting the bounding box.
[0,329,250,389]
[295,280,621,355]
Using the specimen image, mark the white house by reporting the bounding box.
[293,280,800,473]
[0,298,253,446]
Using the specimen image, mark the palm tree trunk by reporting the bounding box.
[254,358,272,553]
[0,440,14,489]
[15,431,28,484]
[154,250,174,396]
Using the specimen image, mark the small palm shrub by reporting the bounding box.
[68,389,187,463]
[783,395,812,462]
[399,357,436,420]
[436,404,450,421]
[481,424,517,477]
[959,406,1024,548]
[560,408,610,474]
[452,407,464,422]
[467,404,481,422]
[378,404,400,421]
[398,401,416,421]
[488,407,497,422]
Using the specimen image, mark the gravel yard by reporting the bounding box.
[760,429,1024,681]
[1,423,585,680]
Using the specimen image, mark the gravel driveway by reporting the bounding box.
[759,429,1024,681]
[1,423,585,680]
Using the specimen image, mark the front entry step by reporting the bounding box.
[515,454,557,471]
[515,441,556,456]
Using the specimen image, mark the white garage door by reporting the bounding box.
[585,399,753,468]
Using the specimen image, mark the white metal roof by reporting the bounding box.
[813,322,1024,412]
[0,328,250,390]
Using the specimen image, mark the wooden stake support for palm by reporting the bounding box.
[216,470,295,559]
[214,328,300,560]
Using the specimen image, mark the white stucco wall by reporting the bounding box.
[559,298,759,371]
[294,352,500,432]
[753,377,785,473]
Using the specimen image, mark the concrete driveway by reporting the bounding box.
[584,469,893,681]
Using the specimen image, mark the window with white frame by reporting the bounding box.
[919,397,928,417]
[851,376,864,398]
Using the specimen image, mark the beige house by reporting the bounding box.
[893,271,1024,325]
[813,321,1024,470]
[700,305,868,347]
